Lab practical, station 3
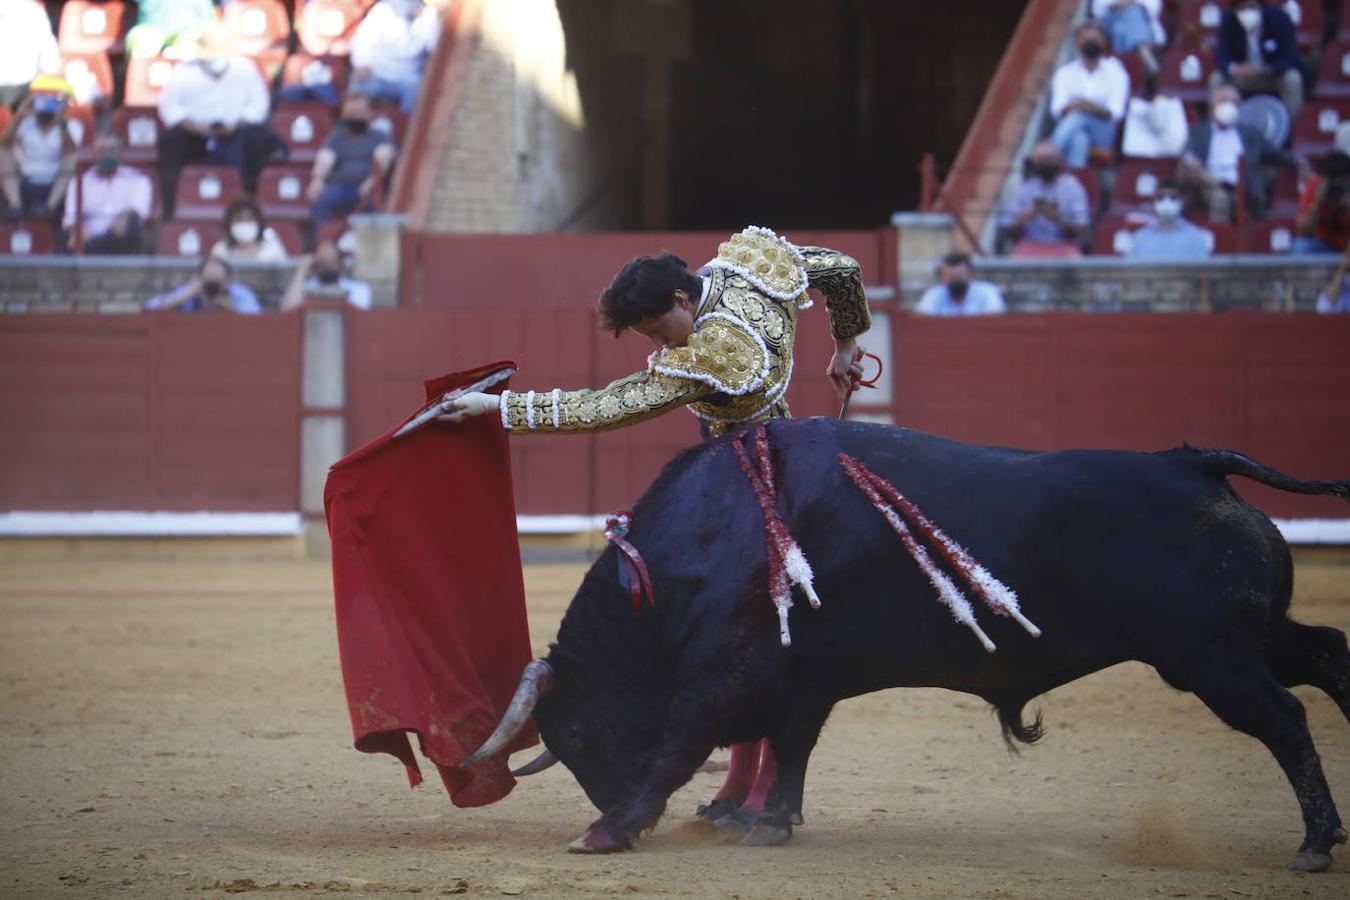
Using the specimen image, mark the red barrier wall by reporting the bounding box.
[346,311,1350,520]
[0,314,301,512]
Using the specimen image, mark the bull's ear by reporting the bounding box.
[511,748,558,777]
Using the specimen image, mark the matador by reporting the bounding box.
[443,224,871,833]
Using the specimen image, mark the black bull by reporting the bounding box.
[466,418,1350,869]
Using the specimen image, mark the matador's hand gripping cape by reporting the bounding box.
[324,361,537,807]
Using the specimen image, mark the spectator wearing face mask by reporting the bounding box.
[0,91,78,220]
[1178,83,1304,223]
[62,132,154,254]
[156,23,288,219]
[211,196,288,263]
[0,0,59,109]
[1125,178,1214,260]
[1293,146,1350,255]
[280,240,373,311]
[914,253,1006,316]
[999,141,1091,254]
[350,0,445,114]
[145,256,262,314]
[307,91,397,227]
[1212,0,1303,121]
[1048,22,1131,168]
[1091,1,1165,68]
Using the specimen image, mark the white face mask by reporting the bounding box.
[1237,8,1262,31]
[1213,101,1239,127]
[1155,197,1183,221]
[230,221,261,245]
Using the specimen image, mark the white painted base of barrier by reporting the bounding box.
[1,512,1347,544]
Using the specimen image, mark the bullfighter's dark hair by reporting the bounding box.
[598,252,702,337]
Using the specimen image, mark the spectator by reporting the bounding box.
[277,56,343,107]
[1294,151,1350,255]
[0,92,77,220]
[1178,84,1304,223]
[0,0,59,109]
[1126,178,1214,260]
[308,91,396,227]
[1315,242,1350,312]
[62,132,154,254]
[1212,0,1303,121]
[1092,0,1164,67]
[350,0,445,113]
[999,141,1091,254]
[146,256,262,314]
[211,195,288,263]
[126,0,217,60]
[914,253,1006,316]
[1049,22,1130,168]
[280,241,374,311]
[156,23,287,219]
[1121,92,1189,158]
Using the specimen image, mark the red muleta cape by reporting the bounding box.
[324,361,538,807]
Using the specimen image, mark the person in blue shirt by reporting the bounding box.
[145,256,263,314]
[914,253,1007,316]
[1126,178,1215,260]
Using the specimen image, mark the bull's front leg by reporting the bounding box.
[569,693,722,854]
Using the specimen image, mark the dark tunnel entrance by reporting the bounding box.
[556,0,1030,231]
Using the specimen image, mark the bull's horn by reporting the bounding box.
[510,748,558,777]
[461,659,553,769]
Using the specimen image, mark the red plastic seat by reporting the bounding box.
[1066,167,1103,217]
[109,106,162,163]
[1157,46,1214,105]
[1119,52,1148,98]
[123,55,179,108]
[369,107,407,147]
[269,104,334,163]
[1314,40,1350,100]
[1291,99,1350,158]
[222,0,291,73]
[156,221,223,258]
[1091,217,1145,255]
[279,53,350,103]
[63,105,96,153]
[1107,159,1177,215]
[256,165,313,221]
[269,220,304,255]
[297,0,370,57]
[1206,221,1237,253]
[1283,0,1324,51]
[1175,0,1223,50]
[173,165,243,222]
[0,221,55,256]
[1243,218,1297,253]
[58,51,115,107]
[316,216,353,252]
[58,1,127,54]
[1266,167,1302,220]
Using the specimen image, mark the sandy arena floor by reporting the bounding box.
[1,549,1348,899]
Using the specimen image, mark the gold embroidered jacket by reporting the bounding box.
[499,226,869,438]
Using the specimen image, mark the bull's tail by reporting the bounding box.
[993,699,1045,752]
[1194,448,1350,500]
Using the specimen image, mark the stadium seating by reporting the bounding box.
[1156,46,1214,105]
[298,0,371,56]
[110,106,162,164]
[123,56,178,108]
[1066,167,1103,216]
[155,221,223,258]
[58,51,115,107]
[1174,0,1222,50]
[1243,218,1297,253]
[269,105,334,163]
[317,217,355,252]
[1284,0,1324,51]
[1092,217,1231,256]
[0,222,56,256]
[1107,158,1176,216]
[221,0,291,73]
[1314,40,1350,99]
[1265,167,1302,220]
[270,220,305,256]
[256,165,313,221]
[57,1,127,55]
[1291,99,1350,158]
[279,53,351,104]
[173,166,243,222]
[370,108,408,147]
[1118,52,1148,98]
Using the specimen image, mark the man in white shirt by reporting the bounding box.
[155,23,286,218]
[0,92,77,219]
[350,0,445,113]
[914,254,1007,316]
[1049,22,1131,168]
[62,132,154,254]
[0,0,59,108]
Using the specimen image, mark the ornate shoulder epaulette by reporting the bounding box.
[649,312,769,396]
[706,226,810,305]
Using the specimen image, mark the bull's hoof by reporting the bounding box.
[788,812,804,826]
[1334,827,1348,846]
[1286,850,1332,872]
[742,819,793,847]
[711,808,760,832]
[695,797,741,823]
[566,826,631,854]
